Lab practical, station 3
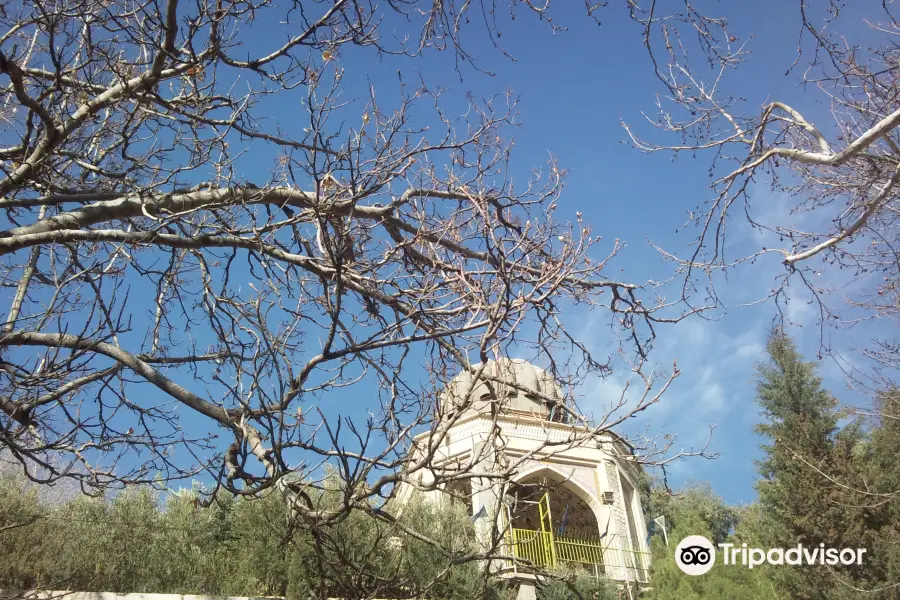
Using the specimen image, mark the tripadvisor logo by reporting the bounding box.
[675,535,868,576]
[675,535,717,576]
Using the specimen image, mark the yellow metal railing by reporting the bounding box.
[556,536,605,565]
[600,537,651,582]
[507,528,651,581]
[510,528,555,567]
[509,528,607,568]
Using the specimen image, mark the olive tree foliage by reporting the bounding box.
[0,0,707,589]
[624,1,900,376]
[0,470,506,599]
[0,465,617,599]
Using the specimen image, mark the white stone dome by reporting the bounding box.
[440,358,565,419]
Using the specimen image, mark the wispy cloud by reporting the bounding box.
[566,184,890,504]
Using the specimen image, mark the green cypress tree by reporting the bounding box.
[846,389,900,598]
[753,330,843,599]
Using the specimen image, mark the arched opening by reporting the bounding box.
[506,472,599,539]
[503,470,609,575]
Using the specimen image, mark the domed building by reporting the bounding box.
[399,358,651,599]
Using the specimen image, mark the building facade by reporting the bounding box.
[399,358,651,595]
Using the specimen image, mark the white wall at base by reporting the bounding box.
[514,582,536,600]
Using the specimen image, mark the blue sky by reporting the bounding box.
[6,1,888,506]
[291,0,879,505]
[193,1,884,504]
